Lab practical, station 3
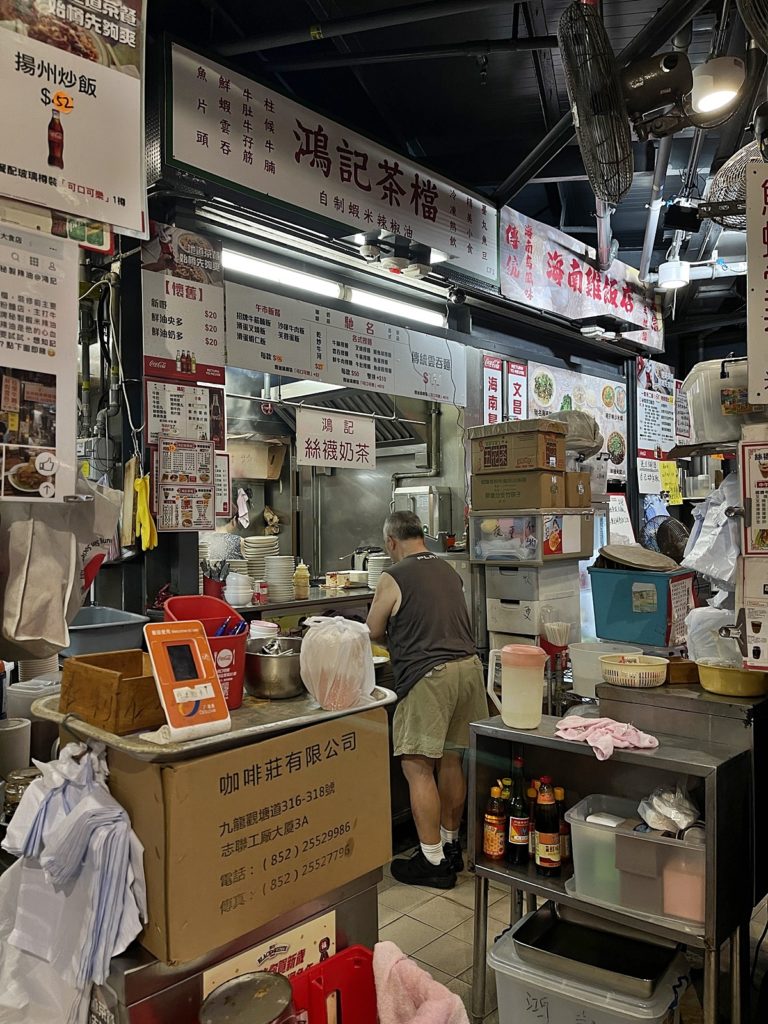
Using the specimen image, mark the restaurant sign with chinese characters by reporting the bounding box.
[0,1,147,237]
[168,43,497,282]
[499,208,664,352]
[225,281,467,406]
[296,408,375,470]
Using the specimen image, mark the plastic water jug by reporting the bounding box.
[487,645,548,729]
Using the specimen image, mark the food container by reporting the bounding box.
[245,637,305,700]
[680,357,766,443]
[569,641,643,698]
[588,567,694,647]
[348,570,369,586]
[470,512,594,565]
[490,914,688,1024]
[696,659,768,697]
[61,606,149,657]
[599,654,669,689]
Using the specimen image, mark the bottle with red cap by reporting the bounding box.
[506,755,530,865]
[534,776,562,877]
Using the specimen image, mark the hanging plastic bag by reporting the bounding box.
[681,472,741,591]
[685,606,742,666]
[300,616,375,710]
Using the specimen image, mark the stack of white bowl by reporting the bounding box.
[249,620,280,642]
[223,572,253,607]
[227,557,249,578]
[243,536,280,584]
[367,555,392,591]
[265,555,296,601]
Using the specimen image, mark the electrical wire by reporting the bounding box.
[106,278,144,464]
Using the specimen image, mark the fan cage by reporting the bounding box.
[737,0,768,57]
[708,140,758,229]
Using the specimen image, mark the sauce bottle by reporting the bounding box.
[483,786,507,860]
[534,776,562,877]
[527,786,537,859]
[554,786,571,864]
[293,561,310,600]
[507,756,529,866]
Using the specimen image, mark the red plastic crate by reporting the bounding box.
[290,946,377,1024]
[163,594,246,710]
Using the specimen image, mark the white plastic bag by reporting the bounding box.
[300,616,375,710]
[685,606,742,666]
[681,472,741,591]
[638,785,699,834]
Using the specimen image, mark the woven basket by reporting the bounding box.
[599,654,669,688]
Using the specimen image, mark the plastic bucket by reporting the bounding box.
[164,595,246,710]
[569,641,643,697]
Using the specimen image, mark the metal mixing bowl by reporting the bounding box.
[244,637,305,700]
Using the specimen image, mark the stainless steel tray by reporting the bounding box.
[32,688,396,763]
[511,902,679,999]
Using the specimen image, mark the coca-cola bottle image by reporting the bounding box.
[47,110,64,169]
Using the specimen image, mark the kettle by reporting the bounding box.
[487,645,548,730]
[346,546,384,571]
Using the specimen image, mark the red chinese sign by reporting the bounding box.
[500,208,663,352]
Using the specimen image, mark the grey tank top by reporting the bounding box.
[383,552,476,699]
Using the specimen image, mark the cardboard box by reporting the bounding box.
[566,471,592,508]
[472,470,565,511]
[60,650,164,736]
[229,439,288,480]
[468,419,567,474]
[108,707,391,963]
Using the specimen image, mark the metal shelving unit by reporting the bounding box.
[468,715,753,1024]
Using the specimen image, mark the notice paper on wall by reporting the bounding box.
[658,461,682,505]
[608,495,636,545]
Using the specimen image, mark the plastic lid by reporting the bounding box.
[501,777,512,786]
[501,644,548,667]
[554,787,565,800]
[513,755,524,767]
[540,775,552,785]
[490,786,502,798]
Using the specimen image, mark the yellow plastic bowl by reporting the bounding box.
[696,660,768,697]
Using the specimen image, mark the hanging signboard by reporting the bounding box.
[636,357,675,493]
[0,1,147,237]
[747,162,768,402]
[499,208,663,352]
[296,408,376,470]
[145,380,227,451]
[482,355,503,424]
[527,362,628,481]
[168,43,497,283]
[142,223,225,385]
[225,281,467,406]
[506,361,528,421]
[0,224,77,501]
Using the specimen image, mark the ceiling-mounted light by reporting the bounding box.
[349,288,446,328]
[691,56,745,114]
[658,259,690,291]
[221,249,342,298]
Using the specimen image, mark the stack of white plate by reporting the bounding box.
[224,571,253,607]
[243,536,280,583]
[265,555,296,601]
[367,555,392,591]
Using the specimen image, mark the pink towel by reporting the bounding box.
[555,715,659,760]
[373,941,469,1024]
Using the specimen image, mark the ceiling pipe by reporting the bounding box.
[596,200,617,271]
[492,0,713,206]
[638,135,674,282]
[648,259,747,285]
[263,37,559,71]
[218,0,510,57]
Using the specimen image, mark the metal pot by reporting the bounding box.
[200,972,295,1024]
[245,637,305,700]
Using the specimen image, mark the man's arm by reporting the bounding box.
[366,572,399,641]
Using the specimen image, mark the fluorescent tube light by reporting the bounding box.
[222,249,342,299]
[348,288,446,328]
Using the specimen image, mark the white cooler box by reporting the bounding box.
[490,918,688,1024]
[485,564,580,602]
[486,594,582,638]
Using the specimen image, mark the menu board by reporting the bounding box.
[0,1,147,236]
[145,379,226,450]
[674,379,692,443]
[142,223,225,384]
[507,361,528,421]
[225,281,467,406]
[527,363,628,481]
[215,453,231,518]
[157,437,215,533]
[637,358,675,493]
[0,224,78,501]
[482,355,503,425]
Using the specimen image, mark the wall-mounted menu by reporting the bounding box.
[527,362,628,481]
[157,437,215,533]
[225,281,467,406]
[636,358,675,493]
[145,380,226,450]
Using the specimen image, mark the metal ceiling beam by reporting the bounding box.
[491,0,713,207]
[218,0,511,57]
[263,37,558,71]
[522,0,561,131]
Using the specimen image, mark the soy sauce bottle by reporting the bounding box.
[534,776,562,877]
[507,756,530,866]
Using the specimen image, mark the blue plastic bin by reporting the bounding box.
[588,567,695,647]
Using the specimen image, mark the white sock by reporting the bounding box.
[420,841,445,866]
[441,827,460,845]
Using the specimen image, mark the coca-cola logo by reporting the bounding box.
[148,359,166,368]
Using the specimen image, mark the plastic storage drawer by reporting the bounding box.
[486,595,582,638]
[490,917,688,1024]
[470,513,593,565]
[588,568,695,647]
[485,564,580,601]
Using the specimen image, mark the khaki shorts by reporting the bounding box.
[392,655,487,758]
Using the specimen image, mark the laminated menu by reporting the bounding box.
[157,436,215,533]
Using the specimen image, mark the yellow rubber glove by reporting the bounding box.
[134,474,158,551]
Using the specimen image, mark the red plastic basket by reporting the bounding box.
[290,946,377,1024]
[163,595,246,711]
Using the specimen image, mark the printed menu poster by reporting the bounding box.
[741,442,768,555]
[527,362,628,480]
[0,224,78,501]
[157,436,215,533]
[145,379,226,450]
[215,452,231,518]
[141,222,225,384]
[637,358,676,493]
[225,281,467,406]
[0,0,147,236]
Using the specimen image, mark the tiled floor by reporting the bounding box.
[378,853,768,1024]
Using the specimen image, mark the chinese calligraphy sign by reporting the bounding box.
[296,408,376,469]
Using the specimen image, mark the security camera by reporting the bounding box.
[448,287,466,305]
[755,101,768,162]
[359,243,381,261]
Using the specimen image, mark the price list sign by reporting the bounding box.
[225,281,467,406]
[636,358,676,493]
[145,380,226,451]
[157,437,215,533]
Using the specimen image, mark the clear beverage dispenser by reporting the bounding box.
[487,645,548,729]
